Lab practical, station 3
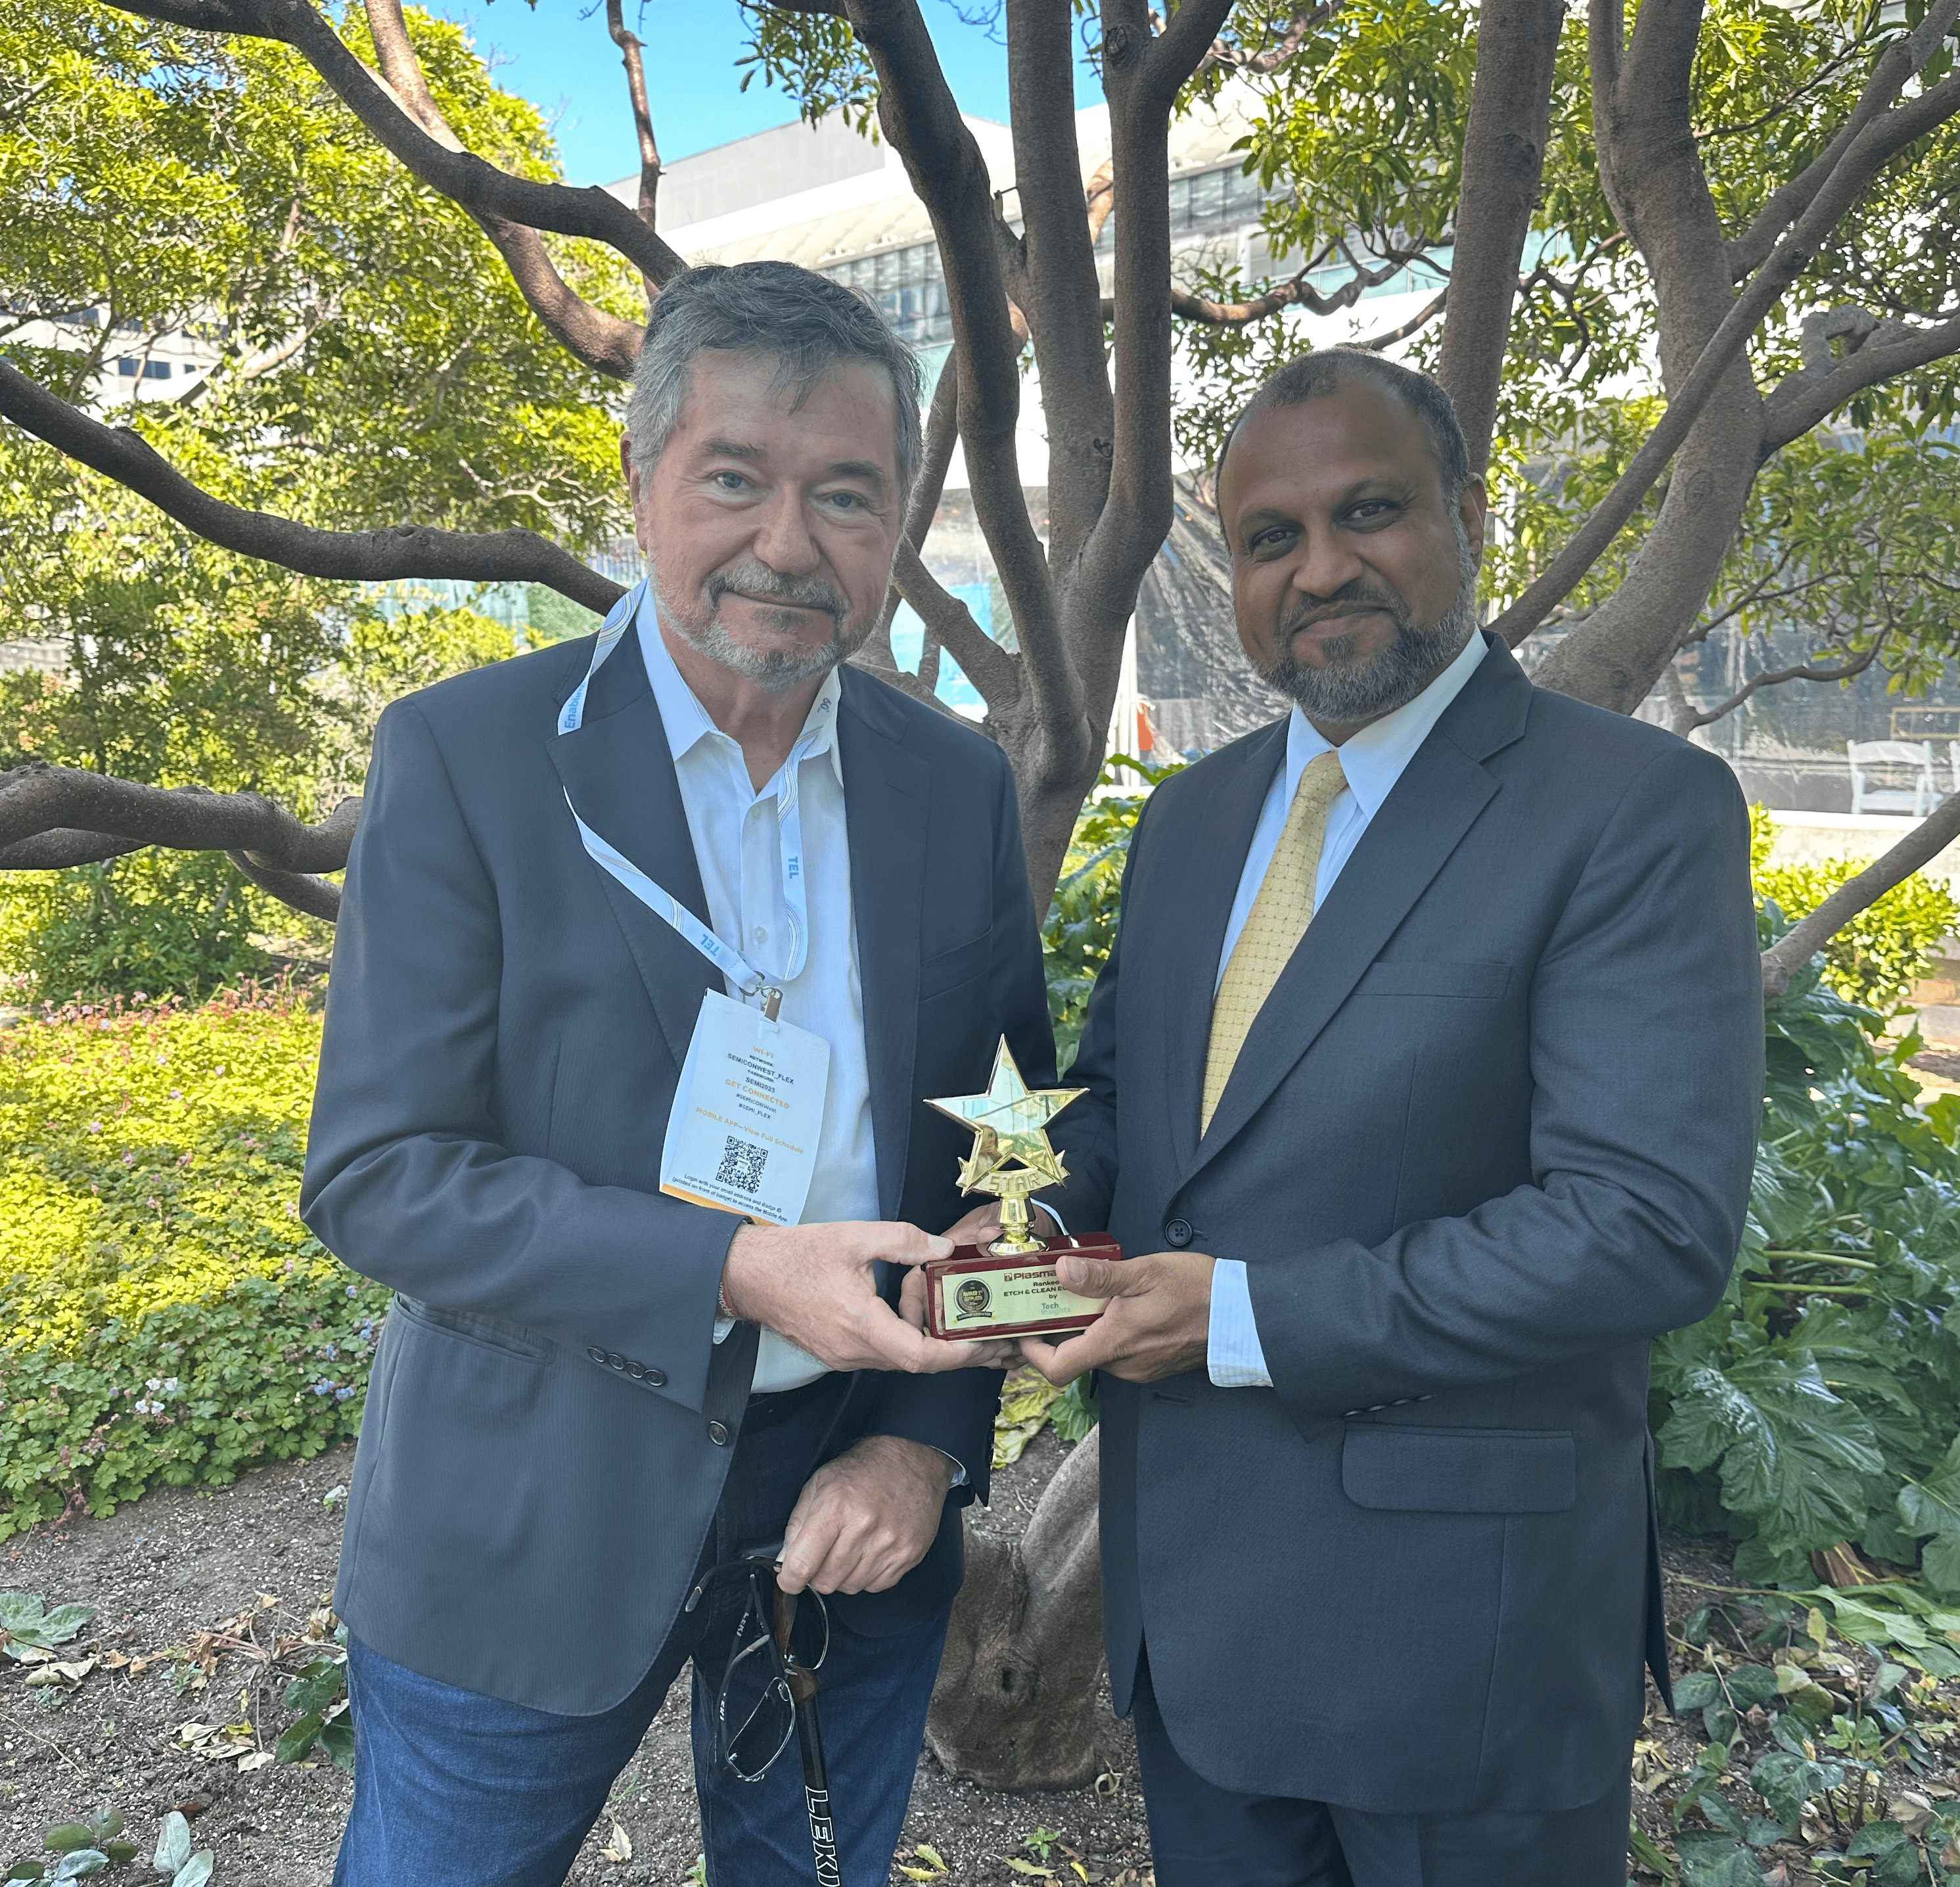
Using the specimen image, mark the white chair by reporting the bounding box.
[1949,740,1959,795]
[1848,740,1938,816]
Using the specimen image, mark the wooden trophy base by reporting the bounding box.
[923,1231,1123,1341]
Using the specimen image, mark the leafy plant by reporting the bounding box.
[1751,808,1959,1012]
[273,1632,352,1770]
[0,851,272,1007]
[0,1592,94,1660]
[151,1812,213,1887]
[1650,939,1960,1589]
[1658,1604,1960,1884]
[2,1807,139,1882]
[0,986,388,1539]
[1040,756,1182,1072]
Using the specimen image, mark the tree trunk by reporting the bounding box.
[925,1427,1107,1790]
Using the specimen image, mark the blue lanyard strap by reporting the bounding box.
[558,577,823,1006]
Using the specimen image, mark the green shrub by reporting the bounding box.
[0,987,386,1539]
[1041,756,1181,1070]
[1750,804,1959,1011]
[0,850,276,1007]
[1649,933,1960,1591]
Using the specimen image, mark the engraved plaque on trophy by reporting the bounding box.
[921,1039,1122,1341]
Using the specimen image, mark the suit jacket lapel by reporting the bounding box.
[838,668,932,1222]
[1185,639,1532,1180]
[1160,719,1288,1175]
[545,633,718,1074]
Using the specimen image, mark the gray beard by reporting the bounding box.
[654,563,869,693]
[1261,530,1481,723]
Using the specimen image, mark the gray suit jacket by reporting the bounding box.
[301,635,1051,1716]
[1048,637,1762,1813]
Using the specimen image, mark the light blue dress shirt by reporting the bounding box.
[1206,630,1491,1388]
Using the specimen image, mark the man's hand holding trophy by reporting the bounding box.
[911,1039,1124,1342]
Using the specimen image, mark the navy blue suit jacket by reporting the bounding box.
[1048,639,1763,1812]
[302,637,1051,1715]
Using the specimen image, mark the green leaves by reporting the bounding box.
[1672,1829,1769,1885]
[150,1811,212,1883]
[275,1650,352,1769]
[1658,1355,1884,1572]
[0,1592,95,1658]
[1897,1436,1960,1597]
[1651,950,1960,1593]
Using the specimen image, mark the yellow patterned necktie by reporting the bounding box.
[1201,748,1348,1135]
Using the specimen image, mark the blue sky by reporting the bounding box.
[427,0,1108,187]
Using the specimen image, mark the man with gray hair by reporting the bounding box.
[303,260,1047,1884]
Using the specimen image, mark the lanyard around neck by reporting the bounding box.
[558,576,829,1007]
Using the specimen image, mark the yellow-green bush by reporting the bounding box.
[1750,806,1959,1011]
[0,986,387,1539]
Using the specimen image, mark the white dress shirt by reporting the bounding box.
[1207,629,1490,1388]
[637,599,878,1394]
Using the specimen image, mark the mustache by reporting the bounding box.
[705,559,844,622]
[1277,581,1411,641]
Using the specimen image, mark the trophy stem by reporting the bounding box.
[986,1186,1049,1258]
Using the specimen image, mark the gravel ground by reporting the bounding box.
[12,1430,1959,1886]
[1,1432,1148,1886]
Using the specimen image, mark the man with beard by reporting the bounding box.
[302,261,1041,1885]
[1005,351,1762,1884]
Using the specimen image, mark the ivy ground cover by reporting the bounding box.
[0,989,387,1539]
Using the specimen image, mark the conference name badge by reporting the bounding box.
[659,990,829,1226]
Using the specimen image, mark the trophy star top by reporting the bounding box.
[925,1039,1085,1172]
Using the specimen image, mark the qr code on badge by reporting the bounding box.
[716,1135,769,1196]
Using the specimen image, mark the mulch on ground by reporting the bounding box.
[1,1432,1146,1886]
[7,1434,1960,1885]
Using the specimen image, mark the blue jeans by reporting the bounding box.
[332,1382,951,1887]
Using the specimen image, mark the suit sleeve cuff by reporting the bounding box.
[1207,1257,1273,1388]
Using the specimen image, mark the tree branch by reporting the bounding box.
[1681,636,1887,729]
[844,0,1077,739]
[224,847,344,921]
[1762,307,1960,449]
[907,342,961,555]
[892,539,1021,703]
[604,0,664,233]
[1168,244,1434,325]
[362,0,645,378]
[1354,285,1449,352]
[0,766,359,870]
[106,0,687,289]
[1727,0,1960,279]
[1488,58,1960,647]
[0,361,626,612]
[867,340,965,666]
[1437,0,1563,476]
[1192,3,1338,75]
[1760,790,1960,997]
[1141,0,1242,109]
[1009,0,1116,573]
[1085,0,1237,629]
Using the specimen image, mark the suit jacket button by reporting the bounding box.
[587,1346,607,1365]
[1164,1218,1193,1248]
[707,1421,731,1446]
[625,1361,647,1380]
[606,1352,627,1371]
[647,1369,667,1388]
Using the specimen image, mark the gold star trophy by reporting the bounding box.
[920,1039,1124,1342]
